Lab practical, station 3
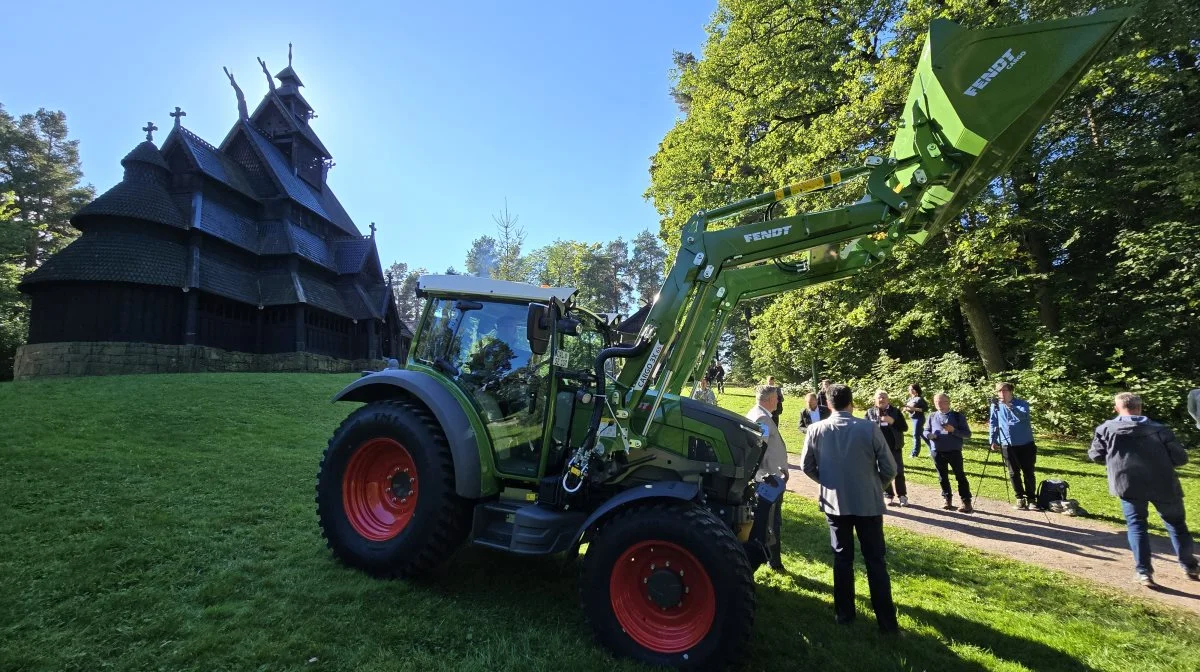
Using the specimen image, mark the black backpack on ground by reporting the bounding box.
[1037,479,1070,510]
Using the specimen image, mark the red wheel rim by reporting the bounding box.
[610,540,716,653]
[342,437,419,541]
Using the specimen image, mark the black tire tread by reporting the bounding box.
[316,399,471,578]
[579,501,756,670]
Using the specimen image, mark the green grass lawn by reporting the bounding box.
[714,387,1200,533]
[2,374,1199,671]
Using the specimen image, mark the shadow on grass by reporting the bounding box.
[404,525,1111,672]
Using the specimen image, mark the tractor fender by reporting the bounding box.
[574,481,701,546]
[332,369,483,499]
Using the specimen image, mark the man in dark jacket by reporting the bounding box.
[924,393,974,513]
[903,384,931,458]
[866,390,909,507]
[766,376,784,426]
[799,392,832,432]
[1089,392,1199,587]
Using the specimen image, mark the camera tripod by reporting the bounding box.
[975,399,1011,502]
[975,439,1011,503]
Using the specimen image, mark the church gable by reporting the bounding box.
[225,130,280,198]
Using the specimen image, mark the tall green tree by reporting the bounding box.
[465,235,497,277]
[628,230,667,306]
[386,261,426,330]
[0,105,94,269]
[647,0,1199,401]
[1,104,93,379]
[1,191,24,377]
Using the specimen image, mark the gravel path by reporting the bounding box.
[785,462,1200,616]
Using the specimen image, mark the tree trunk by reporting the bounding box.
[1083,103,1101,148]
[1024,230,1061,333]
[1011,163,1061,334]
[25,230,39,270]
[950,300,971,357]
[958,283,1007,375]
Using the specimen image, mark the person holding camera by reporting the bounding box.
[865,389,909,507]
[924,392,974,513]
[989,381,1039,510]
[1089,392,1199,587]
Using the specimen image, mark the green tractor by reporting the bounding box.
[315,9,1132,669]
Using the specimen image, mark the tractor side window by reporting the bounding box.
[416,298,549,479]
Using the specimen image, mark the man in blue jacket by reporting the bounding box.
[989,381,1039,510]
[1089,392,1199,587]
[925,392,974,513]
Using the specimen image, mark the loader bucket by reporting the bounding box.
[891,7,1134,242]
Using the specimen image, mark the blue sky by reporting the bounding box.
[1,1,715,275]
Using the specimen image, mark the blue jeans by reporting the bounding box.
[1120,498,1198,575]
[911,416,930,456]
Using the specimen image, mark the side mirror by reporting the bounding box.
[527,302,553,356]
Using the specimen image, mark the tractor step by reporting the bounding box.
[470,499,586,555]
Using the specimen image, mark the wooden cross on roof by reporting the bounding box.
[142,121,158,142]
[170,107,186,128]
[369,222,377,238]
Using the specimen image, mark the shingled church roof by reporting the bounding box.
[25,230,187,287]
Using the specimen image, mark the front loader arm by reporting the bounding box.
[575,8,1132,460]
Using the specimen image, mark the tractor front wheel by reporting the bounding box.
[579,502,755,670]
[316,400,470,578]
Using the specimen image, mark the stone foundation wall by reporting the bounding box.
[13,342,386,380]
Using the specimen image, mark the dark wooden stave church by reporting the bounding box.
[19,55,408,363]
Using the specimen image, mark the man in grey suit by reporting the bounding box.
[747,385,788,571]
[801,383,899,632]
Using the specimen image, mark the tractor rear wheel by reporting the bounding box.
[579,502,755,670]
[316,400,470,578]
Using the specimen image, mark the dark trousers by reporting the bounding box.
[884,448,906,498]
[1001,442,1037,499]
[752,477,786,567]
[933,450,971,499]
[825,514,898,632]
[768,493,783,566]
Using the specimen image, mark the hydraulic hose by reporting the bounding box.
[578,337,652,454]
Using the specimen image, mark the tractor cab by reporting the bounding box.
[408,275,612,483]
